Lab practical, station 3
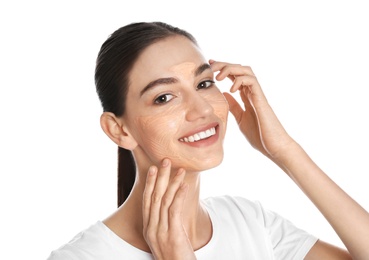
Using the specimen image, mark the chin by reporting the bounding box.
[174,152,224,173]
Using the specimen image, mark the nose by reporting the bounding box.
[185,92,214,122]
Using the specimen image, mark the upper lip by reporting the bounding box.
[179,122,219,140]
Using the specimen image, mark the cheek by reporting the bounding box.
[133,108,184,163]
[206,91,229,130]
[129,91,229,171]
[215,94,229,124]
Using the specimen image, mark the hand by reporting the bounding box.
[142,158,196,260]
[210,60,295,160]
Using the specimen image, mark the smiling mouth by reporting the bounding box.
[179,127,216,143]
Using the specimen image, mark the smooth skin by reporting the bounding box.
[101,36,369,259]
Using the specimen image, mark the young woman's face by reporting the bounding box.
[124,36,229,172]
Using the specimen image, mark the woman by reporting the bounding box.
[47,22,369,259]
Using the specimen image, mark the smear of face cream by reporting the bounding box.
[132,98,229,172]
[169,62,197,78]
[130,61,229,172]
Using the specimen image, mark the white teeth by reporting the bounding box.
[179,127,216,143]
[199,132,206,139]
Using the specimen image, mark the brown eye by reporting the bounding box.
[197,80,214,90]
[154,94,174,104]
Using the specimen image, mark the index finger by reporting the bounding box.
[210,61,254,86]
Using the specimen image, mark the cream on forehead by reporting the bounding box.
[169,62,197,78]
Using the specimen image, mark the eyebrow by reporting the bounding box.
[139,63,212,97]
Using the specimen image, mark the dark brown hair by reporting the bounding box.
[94,22,197,207]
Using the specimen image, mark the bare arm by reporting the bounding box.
[210,60,369,259]
[276,141,369,259]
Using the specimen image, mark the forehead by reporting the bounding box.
[129,36,207,90]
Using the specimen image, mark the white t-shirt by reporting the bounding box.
[47,195,318,260]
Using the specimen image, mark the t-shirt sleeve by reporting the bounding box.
[255,199,318,259]
[208,196,318,259]
[47,248,81,260]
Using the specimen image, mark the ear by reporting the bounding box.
[100,112,138,150]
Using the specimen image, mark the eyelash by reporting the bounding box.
[197,80,215,90]
[154,94,174,104]
[154,80,215,105]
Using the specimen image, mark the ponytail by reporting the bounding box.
[117,146,136,207]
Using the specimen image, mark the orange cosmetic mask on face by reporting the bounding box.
[130,61,229,172]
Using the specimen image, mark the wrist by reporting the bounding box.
[268,139,305,172]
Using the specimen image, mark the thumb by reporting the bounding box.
[223,92,244,124]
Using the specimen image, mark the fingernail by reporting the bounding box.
[176,168,185,176]
[162,158,170,167]
[148,166,157,176]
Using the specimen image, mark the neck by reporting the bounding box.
[104,166,212,252]
[134,166,206,238]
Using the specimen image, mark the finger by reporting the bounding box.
[210,59,255,75]
[147,158,172,229]
[210,61,259,97]
[168,182,189,230]
[230,75,257,92]
[210,60,255,80]
[142,166,158,229]
[219,66,255,81]
[223,92,244,124]
[209,60,233,72]
[231,76,268,112]
[159,168,186,230]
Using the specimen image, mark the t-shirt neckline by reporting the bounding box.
[97,199,218,256]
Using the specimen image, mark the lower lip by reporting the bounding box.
[179,125,220,148]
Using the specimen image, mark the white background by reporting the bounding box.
[1,0,368,259]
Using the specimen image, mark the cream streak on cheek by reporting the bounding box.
[132,112,223,172]
[133,107,183,164]
[132,93,229,172]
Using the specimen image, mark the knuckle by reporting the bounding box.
[145,231,156,242]
[250,75,257,81]
[161,195,171,207]
[151,191,162,203]
[168,205,181,217]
